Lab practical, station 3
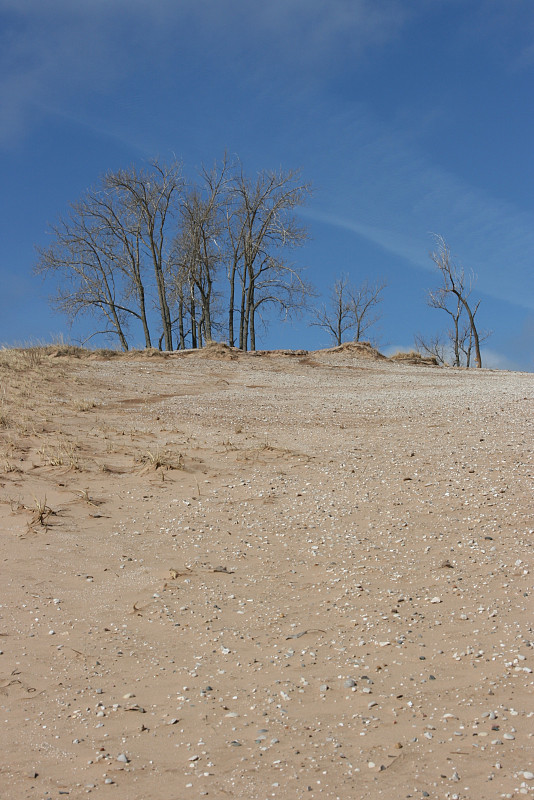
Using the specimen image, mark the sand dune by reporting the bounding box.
[0,346,532,799]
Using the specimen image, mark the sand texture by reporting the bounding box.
[0,345,532,799]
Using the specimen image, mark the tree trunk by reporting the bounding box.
[458,294,482,368]
[228,263,236,347]
[111,309,129,351]
[153,263,173,350]
[239,270,248,351]
[453,316,460,367]
[137,281,152,348]
[190,294,197,349]
[178,298,186,349]
[245,274,255,351]
[249,283,256,351]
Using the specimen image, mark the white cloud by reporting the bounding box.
[479,348,522,372]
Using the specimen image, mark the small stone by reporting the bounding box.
[430,597,442,604]
[523,772,534,780]
[319,684,329,692]
[503,733,515,740]
[27,770,38,779]
[104,778,114,784]
[344,679,357,688]
[368,761,375,768]
[123,692,135,699]
[117,753,129,763]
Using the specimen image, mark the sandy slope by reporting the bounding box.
[0,345,532,800]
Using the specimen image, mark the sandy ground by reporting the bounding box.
[0,343,532,800]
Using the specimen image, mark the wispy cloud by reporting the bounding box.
[0,0,409,147]
[298,98,534,313]
[301,207,427,269]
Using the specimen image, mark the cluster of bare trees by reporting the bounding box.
[36,160,491,365]
[36,157,312,351]
[311,274,387,346]
[415,235,490,368]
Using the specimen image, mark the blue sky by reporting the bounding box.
[1,0,533,369]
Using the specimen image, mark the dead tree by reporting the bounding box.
[36,161,184,351]
[413,331,447,365]
[349,278,387,342]
[311,275,356,346]
[429,235,483,368]
[226,165,312,351]
[35,200,135,351]
[107,161,184,351]
[172,158,230,345]
[312,275,386,345]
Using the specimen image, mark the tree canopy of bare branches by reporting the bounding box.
[311,274,387,346]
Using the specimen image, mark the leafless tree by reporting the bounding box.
[35,197,138,351]
[413,331,448,365]
[171,157,230,347]
[429,235,484,368]
[311,274,356,346]
[349,278,387,342]
[245,257,314,350]
[225,165,312,351]
[312,275,387,345]
[36,161,185,351]
[107,161,185,351]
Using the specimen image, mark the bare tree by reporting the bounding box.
[225,165,312,351]
[35,198,139,351]
[311,274,356,345]
[107,161,185,351]
[429,235,484,368]
[413,331,447,365]
[89,176,153,348]
[349,278,387,342]
[171,157,230,347]
[36,161,185,351]
[246,257,314,350]
[312,275,387,345]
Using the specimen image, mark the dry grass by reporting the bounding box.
[31,496,53,526]
[137,447,184,472]
[389,349,439,365]
[73,399,100,412]
[37,437,81,470]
